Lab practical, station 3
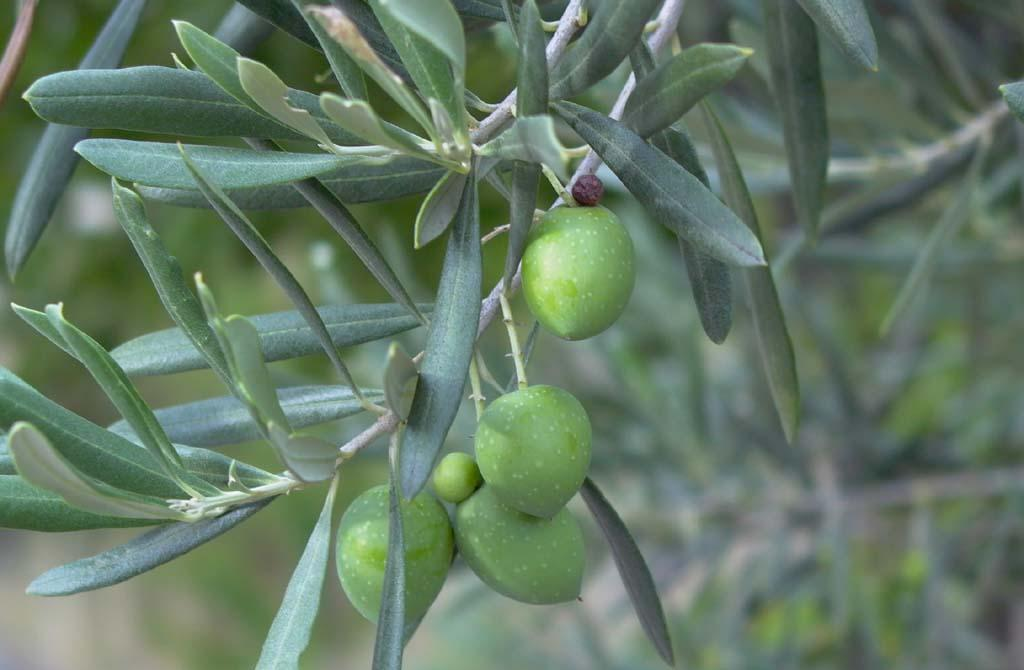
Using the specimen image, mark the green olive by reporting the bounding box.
[455,485,585,604]
[521,205,635,341]
[474,385,591,518]
[432,452,483,504]
[335,484,453,622]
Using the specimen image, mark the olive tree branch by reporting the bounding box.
[338,0,688,459]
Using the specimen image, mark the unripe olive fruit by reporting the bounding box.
[455,485,585,604]
[335,485,454,622]
[432,452,482,504]
[521,205,635,340]
[474,385,591,518]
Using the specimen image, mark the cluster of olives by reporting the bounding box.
[335,187,636,621]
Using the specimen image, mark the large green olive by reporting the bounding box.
[521,205,635,341]
[455,485,585,604]
[335,485,453,622]
[475,385,591,518]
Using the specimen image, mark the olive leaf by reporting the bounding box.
[384,343,420,421]
[175,20,259,106]
[552,101,766,267]
[700,102,800,443]
[5,0,145,279]
[580,477,674,667]
[214,2,276,56]
[308,5,435,137]
[236,0,321,50]
[256,479,337,669]
[414,170,470,248]
[8,423,189,522]
[0,476,158,532]
[796,0,878,71]
[27,499,274,596]
[401,171,481,498]
[622,43,753,139]
[763,0,830,236]
[109,386,385,449]
[320,93,432,157]
[135,157,443,209]
[78,140,367,190]
[112,303,426,377]
[291,0,368,99]
[373,448,407,670]
[549,0,661,100]
[238,57,339,149]
[24,67,361,143]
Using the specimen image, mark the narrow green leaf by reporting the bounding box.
[401,173,481,498]
[1000,81,1024,121]
[8,423,187,521]
[763,0,830,235]
[455,0,506,21]
[256,480,337,669]
[649,125,734,344]
[321,0,409,76]
[291,0,368,99]
[134,157,443,210]
[622,43,752,139]
[109,386,384,449]
[700,102,800,443]
[515,0,548,118]
[373,458,406,670]
[476,115,569,177]
[180,145,364,401]
[238,58,338,148]
[580,477,674,667]
[24,67,361,143]
[0,475,157,532]
[245,138,429,326]
[175,20,258,106]
[796,0,878,71]
[321,93,430,156]
[414,170,469,248]
[370,0,465,74]
[5,0,145,279]
[78,140,366,190]
[370,0,468,152]
[111,180,231,383]
[552,101,766,267]
[223,315,294,434]
[503,163,540,291]
[308,6,435,136]
[112,303,426,377]
[384,343,419,421]
[881,145,987,335]
[27,498,274,596]
[0,367,203,499]
[549,0,661,99]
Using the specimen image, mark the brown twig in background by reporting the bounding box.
[0,0,39,110]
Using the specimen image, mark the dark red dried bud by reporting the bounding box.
[571,175,604,206]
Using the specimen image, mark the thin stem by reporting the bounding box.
[500,291,528,389]
[469,352,486,419]
[541,164,576,205]
[0,0,37,109]
[172,474,302,520]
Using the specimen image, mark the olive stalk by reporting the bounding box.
[499,291,529,390]
[469,351,486,419]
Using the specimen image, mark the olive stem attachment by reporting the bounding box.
[541,164,577,207]
[469,351,486,420]
[499,291,529,389]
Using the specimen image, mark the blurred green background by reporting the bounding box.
[3,1,1024,668]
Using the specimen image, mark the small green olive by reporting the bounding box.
[335,485,453,622]
[475,385,591,518]
[521,205,635,340]
[432,452,483,504]
[455,485,585,604]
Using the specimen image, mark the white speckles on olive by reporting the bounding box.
[521,205,636,341]
[474,385,591,518]
[455,486,585,604]
[335,485,454,623]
